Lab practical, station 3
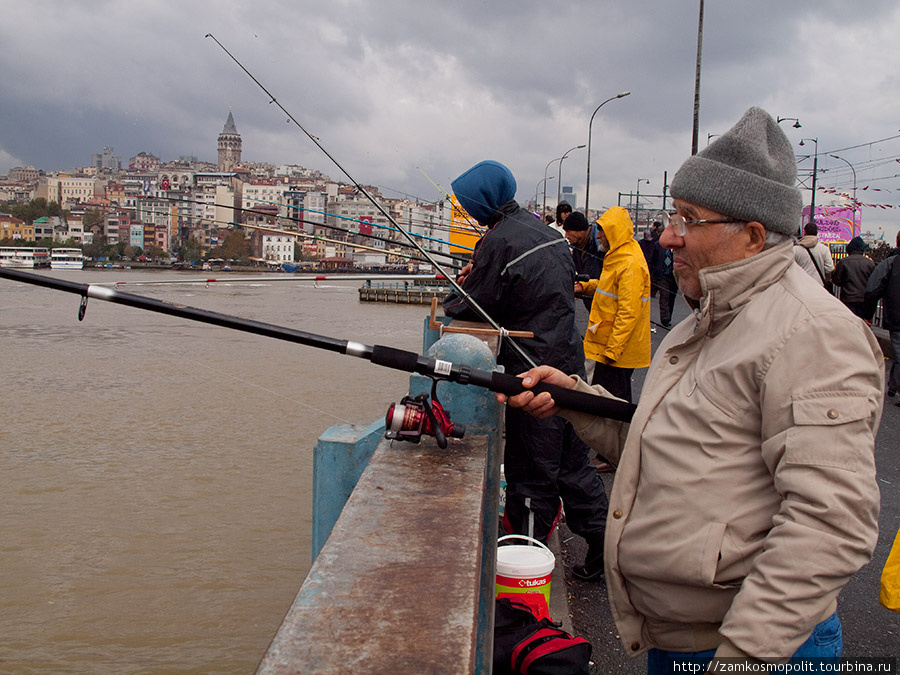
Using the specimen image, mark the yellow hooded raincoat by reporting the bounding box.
[581,207,652,368]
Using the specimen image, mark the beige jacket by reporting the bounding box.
[561,242,883,660]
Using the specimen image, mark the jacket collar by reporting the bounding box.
[692,241,794,337]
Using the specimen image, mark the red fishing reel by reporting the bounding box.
[385,380,465,449]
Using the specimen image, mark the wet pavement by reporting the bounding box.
[559,294,900,672]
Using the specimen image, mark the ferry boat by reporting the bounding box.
[50,248,85,270]
[0,246,51,268]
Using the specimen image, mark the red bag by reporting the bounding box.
[493,597,592,675]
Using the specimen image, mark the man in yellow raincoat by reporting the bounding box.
[574,206,652,402]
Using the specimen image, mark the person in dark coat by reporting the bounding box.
[832,236,876,320]
[562,211,604,311]
[866,231,900,400]
[445,160,608,581]
[648,221,678,327]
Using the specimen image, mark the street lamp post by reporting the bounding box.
[800,137,819,229]
[776,116,802,129]
[535,176,554,214]
[830,153,858,230]
[585,91,630,216]
[542,157,561,218]
[558,145,586,207]
[634,178,649,230]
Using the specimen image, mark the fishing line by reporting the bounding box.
[416,166,486,238]
[135,204,457,267]
[151,195,473,263]
[0,267,636,422]
[147,334,356,425]
[204,33,536,369]
[230,194,475,252]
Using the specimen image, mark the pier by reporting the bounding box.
[358,281,450,305]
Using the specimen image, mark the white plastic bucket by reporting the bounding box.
[496,534,555,606]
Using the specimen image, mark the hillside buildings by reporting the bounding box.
[0,110,456,269]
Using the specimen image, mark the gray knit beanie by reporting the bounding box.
[669,107,802,235]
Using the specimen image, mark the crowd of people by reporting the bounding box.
[446,106,898,670]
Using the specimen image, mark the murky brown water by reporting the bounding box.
[0,269,426,673]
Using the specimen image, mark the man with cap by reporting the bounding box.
[445,160,609,582]
[498,108,883,668]
[832,235,876,320]
[563,210,605,311]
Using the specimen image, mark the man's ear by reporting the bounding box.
[746,221,767,255]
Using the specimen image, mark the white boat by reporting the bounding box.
[0,246,51,268]
[50,248,85,270]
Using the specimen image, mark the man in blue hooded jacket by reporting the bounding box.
[446,160,608,581]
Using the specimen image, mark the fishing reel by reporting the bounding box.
[385,378,465,449]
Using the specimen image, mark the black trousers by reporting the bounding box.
[655,274,678,326]
[502,405,608,547]
[590,361,634,403]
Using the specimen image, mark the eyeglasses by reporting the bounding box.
[660,211,746,236]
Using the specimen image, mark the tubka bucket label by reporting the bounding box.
[495,573,552,605]
[496,574,550,588]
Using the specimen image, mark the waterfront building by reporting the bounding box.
[0,214,31,241]
[36,175,101,208]
[261,233,296,264]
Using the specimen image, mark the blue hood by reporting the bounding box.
[451,160,517,225]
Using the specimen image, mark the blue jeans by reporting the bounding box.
[647,612,842,674]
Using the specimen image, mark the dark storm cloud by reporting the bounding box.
[1,0,899,240]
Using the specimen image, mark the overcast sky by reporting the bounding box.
[2,0,900,242]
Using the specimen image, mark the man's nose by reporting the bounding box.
[658,225,681,248]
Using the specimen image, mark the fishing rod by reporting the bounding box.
[0,267,636,423]
[204,33,537,370]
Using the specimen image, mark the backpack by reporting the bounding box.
[493,597,592,675]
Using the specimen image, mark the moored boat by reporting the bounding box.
[0,246,51,268]
[50,248,84,270]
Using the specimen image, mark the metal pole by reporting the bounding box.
[558,145,585,207]
[535,176,554,214]
[801,138,819,228]
[543,157,561,218]
[585,92,630,216]
[661,171,668,213]
[691,0,705,156]
[635,178,649,230]
[830,154,857,233]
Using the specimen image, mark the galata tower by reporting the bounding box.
[217,109,242,172]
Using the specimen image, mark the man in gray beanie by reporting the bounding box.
[498,107,884,669]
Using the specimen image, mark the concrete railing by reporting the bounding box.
[256,320,504,674]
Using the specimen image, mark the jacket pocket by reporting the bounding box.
[698,522,729,587]
[693,373,741,418]
[785,392,873,470]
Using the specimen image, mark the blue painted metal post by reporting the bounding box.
[280,330,504,674]
[311,418,386,559]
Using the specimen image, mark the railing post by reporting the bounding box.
[273,332,503,673]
